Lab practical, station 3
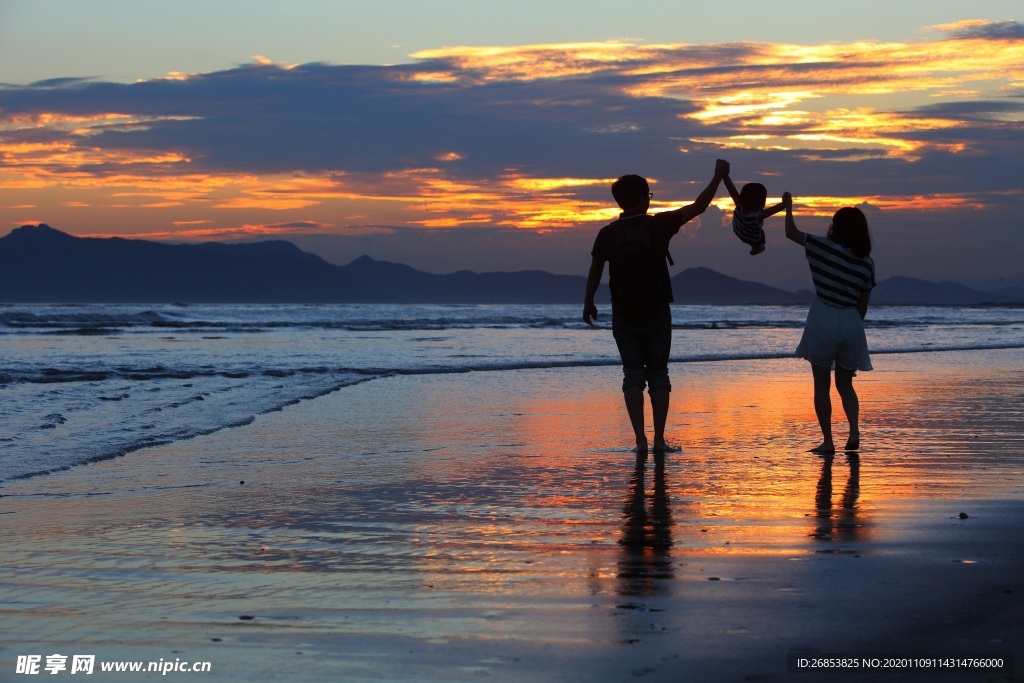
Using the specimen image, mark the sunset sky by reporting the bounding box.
[1,0,1022,287]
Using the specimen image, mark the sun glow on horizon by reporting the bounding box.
[1,20,1021,254]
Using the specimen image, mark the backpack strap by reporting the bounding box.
[613,214,673,266]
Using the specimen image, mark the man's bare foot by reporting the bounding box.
[809,442,835,455]
[845,434,860,451]
[632,439,649,455]
[652,441,681,454]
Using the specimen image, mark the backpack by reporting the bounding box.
[609,220,673,315]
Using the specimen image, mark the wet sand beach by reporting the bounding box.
[2,349,1023,682]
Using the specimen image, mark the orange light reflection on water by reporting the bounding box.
[404,357,1024,591]
[2,356,1021,615]
[394,365,881,596]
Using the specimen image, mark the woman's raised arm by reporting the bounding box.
[783,193,805,245]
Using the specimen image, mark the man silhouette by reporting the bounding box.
[583,159,729,454]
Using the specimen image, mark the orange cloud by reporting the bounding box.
[502,177,612,192]
[213,197,321,210]
[412,213,495,228]
[0,138,191,190]
[416,33,1022,160]
[1,24,1019,247]
[433,152,463,162]
[712,193,990,218]
[410,41,642,82]
[0,112,200,135]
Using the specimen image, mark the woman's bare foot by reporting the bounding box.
[809,442,835,455]
[652,441,681,454]
[845,434,860,451]
[632,439,649,455]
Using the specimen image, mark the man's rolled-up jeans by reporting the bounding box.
[611,303,672,393]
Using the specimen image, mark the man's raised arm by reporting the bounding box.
[673,159,730,224]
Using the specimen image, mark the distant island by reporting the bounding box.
[2,225,1022,305]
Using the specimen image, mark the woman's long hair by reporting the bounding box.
[827,207,872,258]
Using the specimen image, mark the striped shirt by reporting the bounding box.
[732,207,765,245]
[805,234,875,308]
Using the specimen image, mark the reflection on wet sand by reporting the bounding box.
[1,355,1023,681]
[812,453,864,545]
[618,453,673,597]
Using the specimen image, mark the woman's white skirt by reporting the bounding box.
[796,297,872,372]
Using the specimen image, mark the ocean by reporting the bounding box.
[2,302,1023,484]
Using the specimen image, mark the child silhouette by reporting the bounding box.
[723,175,787,255]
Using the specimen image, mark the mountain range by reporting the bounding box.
[2,225,1022,306]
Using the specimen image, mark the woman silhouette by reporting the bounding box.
[784,196,875,454]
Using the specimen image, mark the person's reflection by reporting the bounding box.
[617,452,673,597]
[813,453,862,543]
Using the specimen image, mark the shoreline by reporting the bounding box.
[2,351,1022,681]
[5,344,1024,490]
